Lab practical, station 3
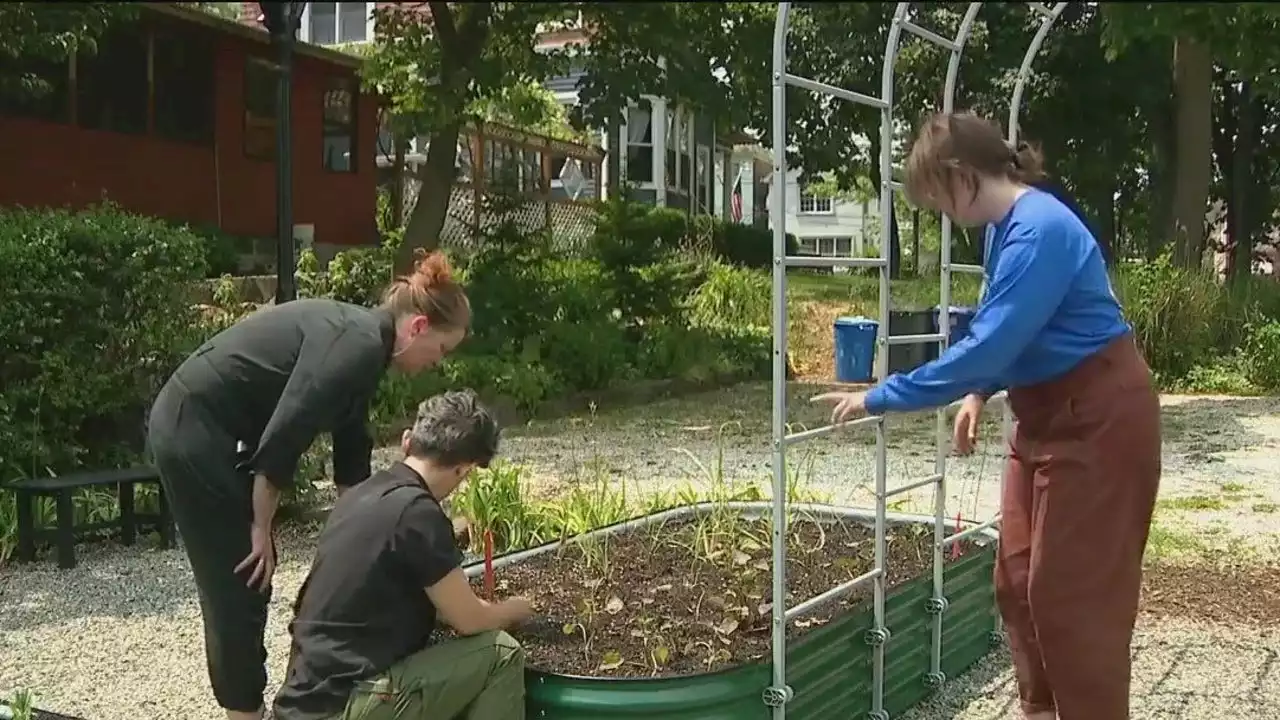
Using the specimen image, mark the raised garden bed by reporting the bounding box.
[466,502,999,719]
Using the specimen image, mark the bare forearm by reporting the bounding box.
[456,599,524,635]
[251,473,281,531]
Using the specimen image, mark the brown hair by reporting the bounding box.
[380,249,470,330]
[903,111,1046,210]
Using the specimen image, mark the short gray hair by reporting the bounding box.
[406,389,500,467]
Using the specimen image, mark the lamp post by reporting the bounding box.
[260,1,307,305]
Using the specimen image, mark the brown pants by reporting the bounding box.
[996,335,1162,719]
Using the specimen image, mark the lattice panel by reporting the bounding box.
[437,186,596,253]
[547,202,596,249]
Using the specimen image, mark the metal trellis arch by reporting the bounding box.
[766,4,1068,720]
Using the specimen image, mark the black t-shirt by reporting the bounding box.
[273,462,462,720]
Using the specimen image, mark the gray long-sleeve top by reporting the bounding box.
[171,298,395,489]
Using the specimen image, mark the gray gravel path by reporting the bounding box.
[899,617,1280,720]
[2,383,1278,719]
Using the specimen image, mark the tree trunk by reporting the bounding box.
[1146,96,1175,261]
[395,122,463,273]
[911,206,920,276]
[1230,80,1256,283]
[389,136,408,231]
[1092,179,1116,266]
[888,201,901,280]
[1169,35,1214,269]
[1211,72,1235,277]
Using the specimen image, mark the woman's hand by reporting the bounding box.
[810,391,868,425]
[235,523,276,593]
[953,393,986,455]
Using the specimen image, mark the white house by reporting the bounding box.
[772,169,877,259]
[538,26,743,222]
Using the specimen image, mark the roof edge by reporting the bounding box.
[145,3,363,70]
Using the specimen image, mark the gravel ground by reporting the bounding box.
[2,383,1279,719]
[899,616,1280,720]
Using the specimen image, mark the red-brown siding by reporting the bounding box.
[0,11,378,247]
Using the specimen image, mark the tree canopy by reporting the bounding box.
[352,1,1280,276]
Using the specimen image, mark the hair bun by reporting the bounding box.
[410,248,453,289]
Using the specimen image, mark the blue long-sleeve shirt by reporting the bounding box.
[864,188,1130,416]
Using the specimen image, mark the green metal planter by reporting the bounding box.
[467,504,1000,719]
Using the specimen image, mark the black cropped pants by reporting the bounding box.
[148,374,271,713]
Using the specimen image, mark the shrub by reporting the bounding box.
[296,236,396,305]
[0,203,207,478]
[712,222,799,270]
[1112,256,1221,380]
[1241,320,1280,391]
[690,263,772,330]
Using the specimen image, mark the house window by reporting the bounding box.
[802,236,855,257]
[322,76,357,172]
[678,111,693,194]
[307,2,372,45]
[244,57,278,161]
[625,100,653,183]
[799,193,834,214]
[153,23,215,145]
[76,25,149,135]
[695,145,711,213]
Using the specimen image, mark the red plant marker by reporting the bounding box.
[951,513,964,560]
[483,530,495,601]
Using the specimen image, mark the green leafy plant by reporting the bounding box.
[2,687,36,720]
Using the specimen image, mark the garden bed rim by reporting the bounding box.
[462,501,998,579]
[462,501,999,683]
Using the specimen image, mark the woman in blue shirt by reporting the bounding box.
[814,112,1160,720]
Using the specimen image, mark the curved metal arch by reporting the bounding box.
[767,4,1067,719]
[1010,3,1069,144]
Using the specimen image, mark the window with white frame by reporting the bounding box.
[625,99,654,183]
[695,145,711,213]
[798,236,854,257]
[799,193,834,214]
[305,2,373,45]
[322,75,357,172]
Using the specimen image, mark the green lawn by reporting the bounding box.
[787,271,982,311]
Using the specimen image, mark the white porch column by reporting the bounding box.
[652,58,668,207]
[720,149,733,219]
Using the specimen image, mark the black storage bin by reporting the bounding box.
[886,308,934,375]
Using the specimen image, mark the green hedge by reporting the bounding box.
[0,202,207,478]
[296,202,775,428]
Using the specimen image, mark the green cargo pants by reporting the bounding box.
[339,631,525,720]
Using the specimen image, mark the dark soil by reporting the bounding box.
[477,515,976,678]
[1141,560,1280,625]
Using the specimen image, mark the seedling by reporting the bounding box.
[1,689,35,720]
[561,596,600,663]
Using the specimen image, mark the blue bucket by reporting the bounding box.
[833,316,878,383]
[932,305,977,347]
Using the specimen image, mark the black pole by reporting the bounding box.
[263,2,304,304]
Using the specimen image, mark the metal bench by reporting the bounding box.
[12,466,175,570]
